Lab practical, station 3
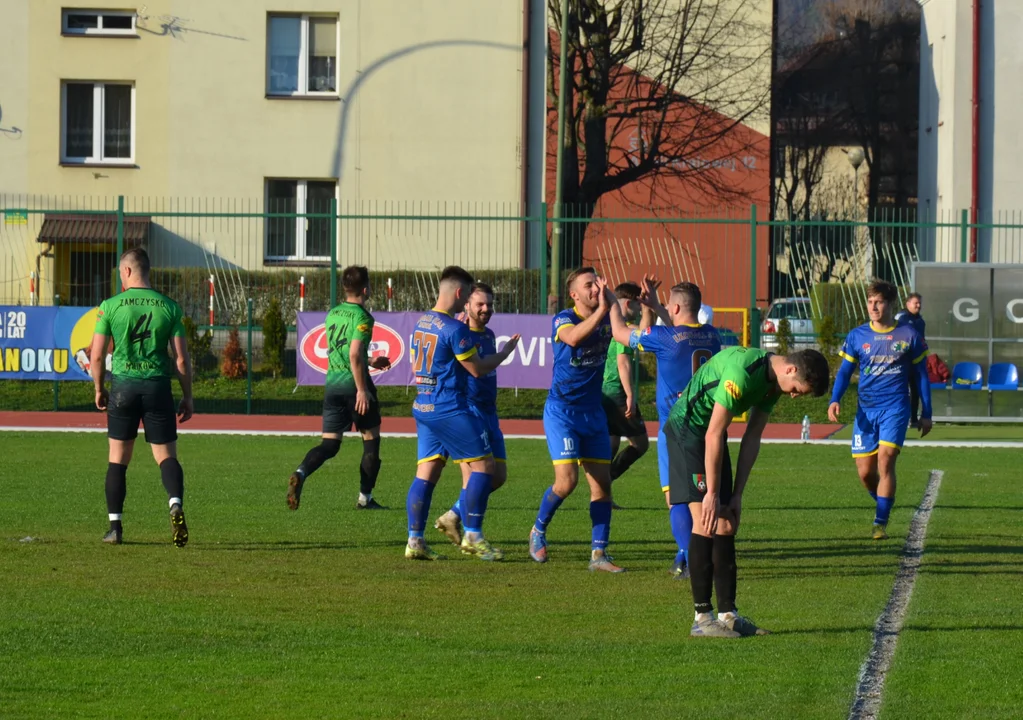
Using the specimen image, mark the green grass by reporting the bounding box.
[829,424,1023,441]
[0,376,851,423]
[1,434,1021,718]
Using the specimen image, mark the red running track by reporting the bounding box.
[0,411,841,440]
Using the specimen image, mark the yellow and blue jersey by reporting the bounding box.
[840,322,928,410]
[411,309,477,418]
[548,307,612,408]
[465,326,498,415]
[630,323,722,421]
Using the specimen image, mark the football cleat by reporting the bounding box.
[669,555,689,580]
[356,498,387,510]
[588,550,626,573]
[434,510,463,546]
[170,503,188,548]
[405,541,444,561]
[720,612,770,636]
[691,616,741,638]
[460,535,505,561]
[872,522,889,540]
[528,527,548,563]
[102,528,122,545]
[286,473,305,511]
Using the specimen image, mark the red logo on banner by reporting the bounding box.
[300,322,405,376]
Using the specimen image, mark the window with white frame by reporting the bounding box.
[265,179,336,261]
[266,14,338,96]
[62,9,137,35]
[61,82,135,164]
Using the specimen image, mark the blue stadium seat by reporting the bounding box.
[951,362,983,390]
[988,363,1020,391]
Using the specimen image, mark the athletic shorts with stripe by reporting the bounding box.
[416,405,492,464]
[543,400,612,465]
[665,421,734,506]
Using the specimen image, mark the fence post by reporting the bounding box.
[116,195,124,292]
[960,208,969,263]
[246,297,253,415]
[749,204,760,348]
[329,197,338,308]
[53,293,61,411]
[539,201,548,314]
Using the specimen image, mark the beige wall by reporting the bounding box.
[0,0,528,297]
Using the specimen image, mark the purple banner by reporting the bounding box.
[296,311,555,389]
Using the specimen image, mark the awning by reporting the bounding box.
[37,213,151,245]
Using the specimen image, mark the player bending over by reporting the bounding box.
[829,280,932,540]
[433,282,511,547]
[286,266,392,512]
[601,282,653,505]
[666,346,829,637]
[90,248,194,547]
[529,268,630,572]
[405,266,520,561]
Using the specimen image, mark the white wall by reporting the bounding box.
[918,0,1023,263]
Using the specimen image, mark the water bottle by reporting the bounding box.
[801,415,811,441]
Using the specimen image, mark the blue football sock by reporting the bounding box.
[590,500,612,551]
[669,503,693,562]
[875,496,894,525]
[464,472,492,534]
[451,488,465,520]
[869,491,878,502]
[406,478,435,538]
[534,486,565,533]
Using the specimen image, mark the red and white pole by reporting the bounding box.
[208,275,215,328]
[387,277,393,312]
[29,271,36,306]
[299,275,306,313]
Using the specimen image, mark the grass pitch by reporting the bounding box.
[1,433,1021,719]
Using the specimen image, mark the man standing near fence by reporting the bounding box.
[90,247,194,547]
[829,281,932,540]
[602,282,652,506]
[433,281,513,548]
[529,267,631,572]
[895,293,926,428]
[286,266,392,512]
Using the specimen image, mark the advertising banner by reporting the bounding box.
[0,306,108,381]
[297,311,556,389]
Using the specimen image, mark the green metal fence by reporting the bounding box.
[3,194,1022,414]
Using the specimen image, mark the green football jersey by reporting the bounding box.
[325,301,374,393]
[94,287,185,380]
[602,327,636,399]
[666,346,781,437]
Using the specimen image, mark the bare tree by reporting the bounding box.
[547,0,772,266]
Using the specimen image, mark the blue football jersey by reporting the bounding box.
[411,309,477,417]
[840,322,928,410]
[895,310,926,339]
[466,326,498,415]
[548,307,612,407]
[631,323,722,420]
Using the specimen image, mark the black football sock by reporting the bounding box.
[688,533,715,615]
[105,462,127,528]
[159,458,185,505]
[359,438,382,495]
[713,534,738,614]
[610,445,643,481]
[296,439,341,480]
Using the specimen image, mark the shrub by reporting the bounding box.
[181,316,216,374]
[776,317,794,356]
[808,282,868,335]
[262,297,287,378]
[817,315,841,365]
[221,327,247,379]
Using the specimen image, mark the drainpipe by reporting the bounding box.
[520,0,531,268]
[970,0,981,262]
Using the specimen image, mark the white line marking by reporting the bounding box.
[848,469,945,720]
[1,427,1022,448]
